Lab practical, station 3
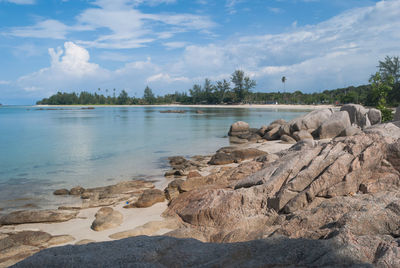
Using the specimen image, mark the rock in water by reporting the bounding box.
[0,210,78,225]
[53,189,69,195]
[228,121,249,136]
[69,186,85,195]
[91,207,123,231]
[132,189,165,208]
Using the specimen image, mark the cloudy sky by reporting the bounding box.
[0,0,399,104]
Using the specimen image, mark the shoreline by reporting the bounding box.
[35,104,338,110]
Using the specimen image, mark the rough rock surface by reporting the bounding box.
[132,189,165,208]
[208,148,266,165]
[339,104,382,129]
[91,207,123,231]
[0,231,75,267]
[290,108,333,132]
[0,210,78,225]
[317,111,351,139]
[53,189,69,195]
[228,121,249,136]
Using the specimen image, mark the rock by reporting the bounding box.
[187,171,202,179]
[69,186,85,195]
[229,136,248,144]
[364,123,400,141]
[208,148,267,165]
[228,121,249,136]
[340,104,371,128]
[91,207,123,231]
[195,110,204,114]
[292,130,313,142]
[0,210,78,225]
[368,108,381,125]
[164,179,184,201]
[159,110,186,114]
[263,126,280,140]
[75,239,96,245]
[317,111,351,139]
[132,189,165,208]
[280,134,296,144]
[43,235,75,247]
[257,125,269,136]
[270,119,286,125]
[278,123,291,137]
[8,231,52,247]
[394,106,400,121]
[290,109,333,132]
[164,170,186,177]
[339,126,361,137]
[53,189,69,195]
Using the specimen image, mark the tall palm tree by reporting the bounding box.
[281,76,286,92]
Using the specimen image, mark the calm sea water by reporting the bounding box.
[0,106,306,211]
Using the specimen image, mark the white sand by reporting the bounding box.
[12,202,169,245]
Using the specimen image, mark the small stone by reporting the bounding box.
[69,186,85,195]
[53,189,69,195]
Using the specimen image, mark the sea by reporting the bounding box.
[0,106,306,212]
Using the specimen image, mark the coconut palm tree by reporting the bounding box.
[281,76,286,92]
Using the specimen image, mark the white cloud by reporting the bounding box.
[14,0,400,99]
[0,80,10,85]
[8,19,69,39]
[163,41,187,49]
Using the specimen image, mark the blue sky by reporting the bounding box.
[0,0,398,104]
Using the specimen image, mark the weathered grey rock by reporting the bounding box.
[339,126,362,137]
[290,109,333,132]
[0,210,78,225]
[317,111,351,139]
[280,134,296,144]
[164,179,184,201]
[394,106,400,121]
[69,186,85,195]
[208,148,266,165]
[228,121,249,136]
[340,104,371,128]
[292,130,313,142]
[229,136,248,144]
[364,123,400,141]
[263,126,280,140]
[91,207,123,231]
[53,189,69,195]
[132,189,165,208]
[368,108,382,125]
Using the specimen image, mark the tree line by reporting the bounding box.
[37,57,400,110]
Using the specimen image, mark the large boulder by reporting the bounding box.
[91,207,123,231]
[340,104,371,128]
[228,121,249,136]
[132,189,165,208]
[292,130,313,142]
[0,210,78,225]
[290,109,333,132]
[368,108,382,125]
[317,111,351,139]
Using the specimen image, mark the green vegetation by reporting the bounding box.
[37,58,400,109]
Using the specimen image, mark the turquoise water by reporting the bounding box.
[0,106,305,211]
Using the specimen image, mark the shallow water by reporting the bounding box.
[0,106,306,211]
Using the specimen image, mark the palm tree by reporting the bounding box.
[281,76,286,92]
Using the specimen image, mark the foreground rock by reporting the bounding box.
[0,210,78,225]
[91,207,123,231]
[14,234,400,267]
[0,231,74,267]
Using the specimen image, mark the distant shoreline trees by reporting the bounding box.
[37,61,400,107]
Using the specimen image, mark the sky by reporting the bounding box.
[0,0,399,104]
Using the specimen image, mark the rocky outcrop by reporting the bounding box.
[340,104,382,129]
[164,156,208,178]
[91,207,123,231]
[0,210,78,225]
